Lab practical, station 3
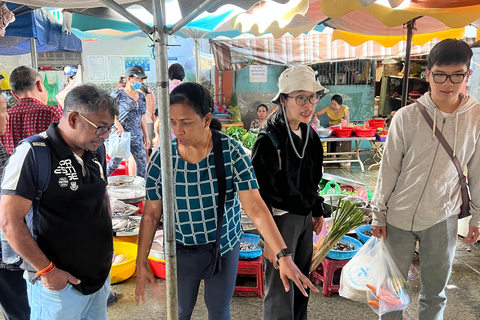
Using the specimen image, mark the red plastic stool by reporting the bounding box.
[129,200,144,215]
[309,257,350,297]
[110,159,129,176]
[234,255,264,297]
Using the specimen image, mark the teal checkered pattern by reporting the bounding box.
[146,132,258,255]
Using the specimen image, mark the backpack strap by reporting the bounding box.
[20,135,51,239]
[259,129,279,150]
[259,129,282,170]
[212,129,226,249]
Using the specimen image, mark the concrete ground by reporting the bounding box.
[106,151,480,320]
[3,151,478,319]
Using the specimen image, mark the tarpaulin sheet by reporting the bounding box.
[0,5,82,55]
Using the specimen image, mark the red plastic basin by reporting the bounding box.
[355,126,377,137]
[148,256,166,279]
[367,119,385,130]
[334,128,353,138]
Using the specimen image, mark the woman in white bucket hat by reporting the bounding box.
[252,65,328,320]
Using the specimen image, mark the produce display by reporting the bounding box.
[112,217,140,233]
[112,253,128,265]
[311,199,366,272]
[223,126,257,150]
[332,241,355,251]
[240,242,258,251]
[110,198,139,217]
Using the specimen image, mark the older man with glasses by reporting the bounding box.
[0,84,118,320]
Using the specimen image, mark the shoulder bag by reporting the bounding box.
[176,129,227,279]
[417,102,471,219]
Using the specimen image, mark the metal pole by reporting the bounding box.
[168,0,223,35]
[30,38,37,70]
[152,0,178,319]
[401,20,415,107]
[218,71,223,104]
[97,0,154,34]
[195,38,200,83]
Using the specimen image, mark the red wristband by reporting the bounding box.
[35,262,55,277]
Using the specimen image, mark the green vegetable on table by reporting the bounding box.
[310,199,366,272]
[222,126,257,150]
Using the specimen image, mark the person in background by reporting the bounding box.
[251,65,326,320]
[168,63,185,93]
[0,66,62,154]
[371,39,480,319]
[0,84,117,320]
[135,82,318,320]
[0,91,30,320]
[108,66,150,178]
[115,75,126,90]
[132,65,156,161]
[313,94,350,126]
[250,104,268,131]
[58,65,79,110]
[63,65,78,85]
[313,94,350,156]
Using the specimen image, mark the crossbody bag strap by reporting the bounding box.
[416,102,470,218]
[416,102,465,181]
[212,129,226,248]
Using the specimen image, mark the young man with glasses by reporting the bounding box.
[371,39,480,319]
[0,84,118,319]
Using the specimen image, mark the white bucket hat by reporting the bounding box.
[271,65,329,104]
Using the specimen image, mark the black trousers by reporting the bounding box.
[0,268,30,320]
[263,213,313,320]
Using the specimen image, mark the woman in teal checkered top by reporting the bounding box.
[135,83,318,319]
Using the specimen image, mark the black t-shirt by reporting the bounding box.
[251,122,325,218]
[2,123,113,294]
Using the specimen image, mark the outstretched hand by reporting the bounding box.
[135,262,159,305]
[278,256,319,297]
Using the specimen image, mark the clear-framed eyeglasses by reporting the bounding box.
[67,110,117,135]
[429,71,469,84]
[287,93,321,106]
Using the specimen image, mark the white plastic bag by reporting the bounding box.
[339,236,378,303]
[108,132,131,159]
[365,238,411,316]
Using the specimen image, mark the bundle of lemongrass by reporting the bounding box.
[310,199,366,272]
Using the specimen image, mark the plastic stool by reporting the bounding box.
[129,200,144,215]
[233,255,264,297]
[309,257,350,297]
[110,159,129,176]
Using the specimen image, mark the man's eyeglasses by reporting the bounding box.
[67,110,117,135]
[287,93,321,106]
[429,71,469,84]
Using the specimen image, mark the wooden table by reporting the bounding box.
[321,136,376,172]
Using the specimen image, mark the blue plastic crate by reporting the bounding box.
[355,224,372,243]
[239,233,262,259]
[326,235,363,260]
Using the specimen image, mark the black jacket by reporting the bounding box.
[251,119,324,218]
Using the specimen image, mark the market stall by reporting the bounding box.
[322,136,375,172]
